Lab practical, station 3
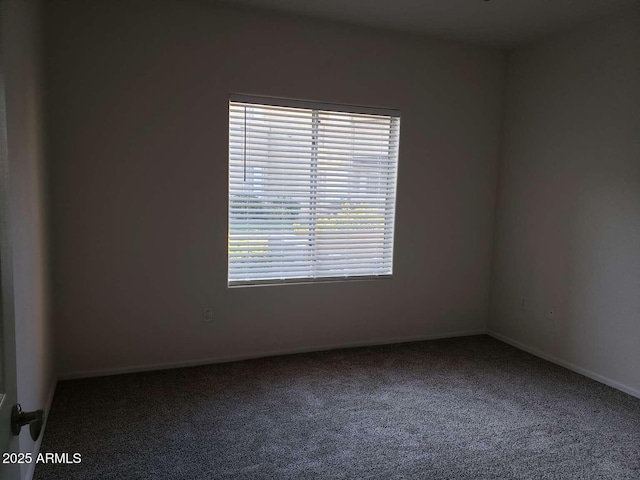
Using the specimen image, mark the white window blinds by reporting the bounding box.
[228,96,400,286]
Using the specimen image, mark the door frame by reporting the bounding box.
[0,0,20,477]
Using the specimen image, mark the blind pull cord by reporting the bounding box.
[244,106,247,182]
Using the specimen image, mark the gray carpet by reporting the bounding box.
[35,335,640,479]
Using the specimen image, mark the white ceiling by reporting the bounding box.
[222,0,638,46]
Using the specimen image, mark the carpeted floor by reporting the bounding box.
[35,335,640,479]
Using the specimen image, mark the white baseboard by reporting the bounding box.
[24,377,57,480]
[59,329,488,380]
[489,331,640,400]
[55,329,640,398]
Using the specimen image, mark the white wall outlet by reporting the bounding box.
[520,298,528,311]
[547,308,555,320]
[203,307,214,323]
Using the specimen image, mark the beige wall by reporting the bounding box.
[490,13,640,395]
[43,0,505,377]
[3,0,55,472]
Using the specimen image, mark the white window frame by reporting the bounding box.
[228,94,401,287]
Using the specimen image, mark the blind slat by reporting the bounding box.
[229,244,393,253]
[229,252,391,262]
[229,266,392,279]
[230,133,399,148]
[229,122,398,136]
[229,191,395,200]
[229,166,395,177]
[230,153,395,163]
[229,218,393,223]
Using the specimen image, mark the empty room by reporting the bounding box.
[0,0,639,478]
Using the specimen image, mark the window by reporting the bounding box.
[228,95,400,286]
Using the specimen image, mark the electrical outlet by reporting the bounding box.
[547,308,555,320]
[520,298,528,311]
[203,307,214,323]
